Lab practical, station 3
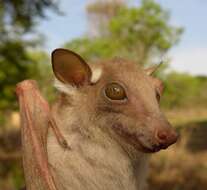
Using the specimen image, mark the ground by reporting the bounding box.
[0,108,207,190]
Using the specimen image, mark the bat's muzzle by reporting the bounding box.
[152,121,179,152]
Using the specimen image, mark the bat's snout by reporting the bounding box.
[154,123,179,150]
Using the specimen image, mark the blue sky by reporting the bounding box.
[37,0,207,76]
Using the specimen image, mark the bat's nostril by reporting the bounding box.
[157,131,168,141]
[155,129,179,150]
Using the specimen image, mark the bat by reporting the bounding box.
[16,49,178,190]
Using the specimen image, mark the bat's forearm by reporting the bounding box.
[16,80,57,190]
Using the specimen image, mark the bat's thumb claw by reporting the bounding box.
[60,139,71,150]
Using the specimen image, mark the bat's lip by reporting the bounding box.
[138,143,166,153]
[128,135,166,153]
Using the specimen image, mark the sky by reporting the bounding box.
[37,0,207,76]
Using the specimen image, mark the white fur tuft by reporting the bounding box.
[90,66,102,83]
[54,79,77,95]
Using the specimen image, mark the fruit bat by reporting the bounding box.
[16,49,178,190]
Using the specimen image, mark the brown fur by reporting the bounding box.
[47,55,178,190]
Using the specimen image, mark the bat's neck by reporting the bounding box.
[48,106,149,190]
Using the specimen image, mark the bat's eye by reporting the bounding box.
[105,83,127,100]
[156,90,161,102]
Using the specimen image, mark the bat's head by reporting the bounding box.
[51,49,178,153]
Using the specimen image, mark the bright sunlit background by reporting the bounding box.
[37,0,207,75]
[0,1,207,190]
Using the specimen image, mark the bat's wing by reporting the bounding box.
[16,80,57,190]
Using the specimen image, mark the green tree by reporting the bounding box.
[0,0,59,111]
[161,72,207,108]
[65,0,183,64]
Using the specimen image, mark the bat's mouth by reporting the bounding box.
[138,142,168,153]
[112,123,165,153]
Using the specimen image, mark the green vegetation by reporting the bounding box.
[162,73,207,108]
[65,0,183,64]
[0,0,58,111]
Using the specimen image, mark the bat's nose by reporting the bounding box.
[155,127,179,149]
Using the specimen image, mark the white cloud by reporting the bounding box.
[169,47,207,76]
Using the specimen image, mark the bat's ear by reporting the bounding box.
[145,62,163,76]
[51,48,92,86]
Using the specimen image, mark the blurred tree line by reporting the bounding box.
[66,0,182,64]
[0,0,57,125]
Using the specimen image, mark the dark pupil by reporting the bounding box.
[156,91,161,101]
[105,83,126,100]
